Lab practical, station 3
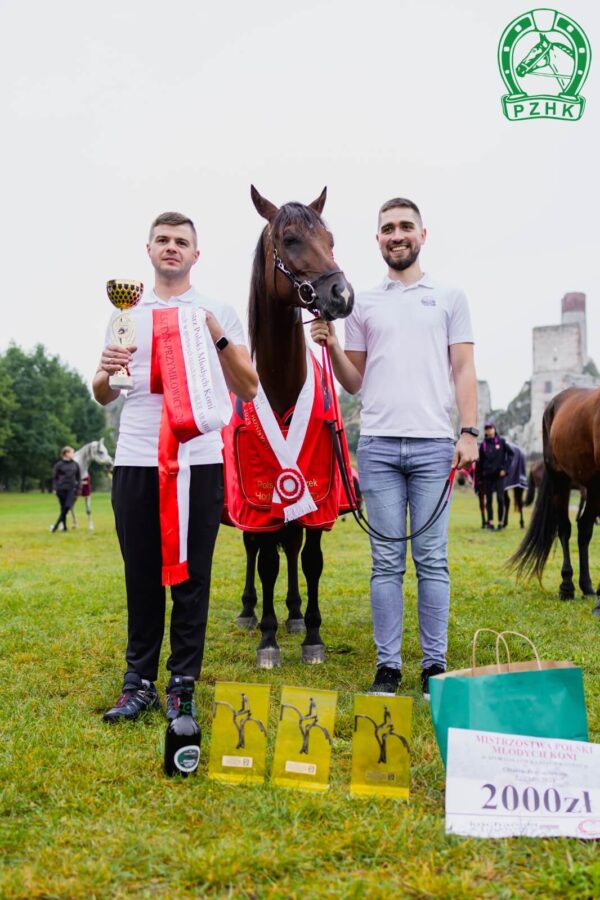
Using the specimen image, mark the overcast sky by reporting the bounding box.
[2,0,598,409]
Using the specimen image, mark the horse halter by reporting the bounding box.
[271,243,343,310]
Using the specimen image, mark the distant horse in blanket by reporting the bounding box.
[475,441,528,529]
[525,457,586,520]
[71,439,113,530]
[222,186,355,667]
[511,387,600,616]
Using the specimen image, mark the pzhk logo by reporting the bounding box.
[498,8,591,121]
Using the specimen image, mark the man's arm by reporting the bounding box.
[450,342,478,469]
[93,343,135,406]
[204,312,257,402]
[309,320,365,394]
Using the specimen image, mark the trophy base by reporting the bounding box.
[109,373,134,390]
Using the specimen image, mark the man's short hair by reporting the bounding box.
[378,198,422,227]
[149,212,197,244]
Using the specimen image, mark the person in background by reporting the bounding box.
[478,421,513,530]
[51,447,81,533]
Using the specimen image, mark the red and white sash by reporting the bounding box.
[151,306,231,586]
[246,349,318,522]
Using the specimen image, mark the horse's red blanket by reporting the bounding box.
[223,354,354,532]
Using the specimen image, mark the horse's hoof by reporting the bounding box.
[236,615,258,631]
[302,644,325,665]
[559,592,575,601]
[592,605,600,618]
[256,647,281,668]
[285,618,306,635]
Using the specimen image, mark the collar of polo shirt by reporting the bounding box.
[142,286,196,305]
[381,273,434,291]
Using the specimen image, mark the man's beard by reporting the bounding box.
[383,243,421,271]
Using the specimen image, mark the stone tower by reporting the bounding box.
[510,292,598,454]
[561,292,587,362]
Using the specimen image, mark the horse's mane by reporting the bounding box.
[248,203,324,358]
[248,231,266,359]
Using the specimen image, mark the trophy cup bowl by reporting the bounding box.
[106,279,144,390]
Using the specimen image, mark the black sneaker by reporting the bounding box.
[166,675,197,722]
[369,665,402,695]
[103,673,160,722]
[421,664,445,701]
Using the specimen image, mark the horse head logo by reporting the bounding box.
[498,9,591,121]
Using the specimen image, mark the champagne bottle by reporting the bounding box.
[164,677,201,777]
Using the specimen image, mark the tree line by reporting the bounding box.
[0,343,362,492]
[0,345,112,492]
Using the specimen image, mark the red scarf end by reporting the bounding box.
[162,561,189,586]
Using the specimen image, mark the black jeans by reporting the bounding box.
[485,475,505,524]
[111,464,224,681]
[53,488,76,531]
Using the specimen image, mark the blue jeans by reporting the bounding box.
[357,436,455,671]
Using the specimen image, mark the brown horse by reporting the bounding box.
[511,387,600,615]
[225,186,354,666]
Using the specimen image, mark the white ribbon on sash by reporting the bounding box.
[179,308,233,436]
[251,349,318,522]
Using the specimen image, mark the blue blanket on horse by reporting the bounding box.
[504,441,527,490]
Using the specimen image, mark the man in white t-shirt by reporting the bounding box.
[93,212,257,723]
[311,197,478,698]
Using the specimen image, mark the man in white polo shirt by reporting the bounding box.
[93,212,257,722]
[311,197,478,698]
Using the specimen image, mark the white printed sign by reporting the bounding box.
[445,728,600,839]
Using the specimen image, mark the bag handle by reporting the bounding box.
[472,628,511,673]
[496,630,542,671]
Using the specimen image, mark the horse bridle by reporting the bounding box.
[271,243,343,309]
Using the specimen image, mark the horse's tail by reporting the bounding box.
[524,470,536,506]
[508,467,557,581]
[509,401,559,580]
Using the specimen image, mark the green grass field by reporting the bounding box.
[1,490,598,899]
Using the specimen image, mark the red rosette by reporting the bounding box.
[276,469,304,502]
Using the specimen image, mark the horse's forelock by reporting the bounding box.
[271,202,324,238]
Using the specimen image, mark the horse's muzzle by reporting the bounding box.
[318,275,354,321]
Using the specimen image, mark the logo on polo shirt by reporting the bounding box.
[498,9,590,121]
[421,297,436,307]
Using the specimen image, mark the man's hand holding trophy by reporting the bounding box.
[98,279,144,390]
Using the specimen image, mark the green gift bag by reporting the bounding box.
[429,630,589,766]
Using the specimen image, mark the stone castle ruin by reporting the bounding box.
[482,293,599,456]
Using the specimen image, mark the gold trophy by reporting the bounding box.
[106,279,143,389]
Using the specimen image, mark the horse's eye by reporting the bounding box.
[283,236,299,248]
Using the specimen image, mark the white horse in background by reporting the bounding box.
[71,439,113,530]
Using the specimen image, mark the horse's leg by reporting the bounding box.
[85,496,93,530]
[503,490,510,529]
[256,531,281,668]
[576,496,596,598]
[282,524,306,634]
[478,487,486,528]
[236,532,259,630]
[300,528,325,664]
[514,486,525,528]
[71,499,78,530]
[555,484,575,600]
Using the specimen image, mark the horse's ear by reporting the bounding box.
[309,187,327,216]
[250,185,279,223]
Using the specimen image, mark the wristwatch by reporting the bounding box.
[215,335,229,352]
[460,426,479,437]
